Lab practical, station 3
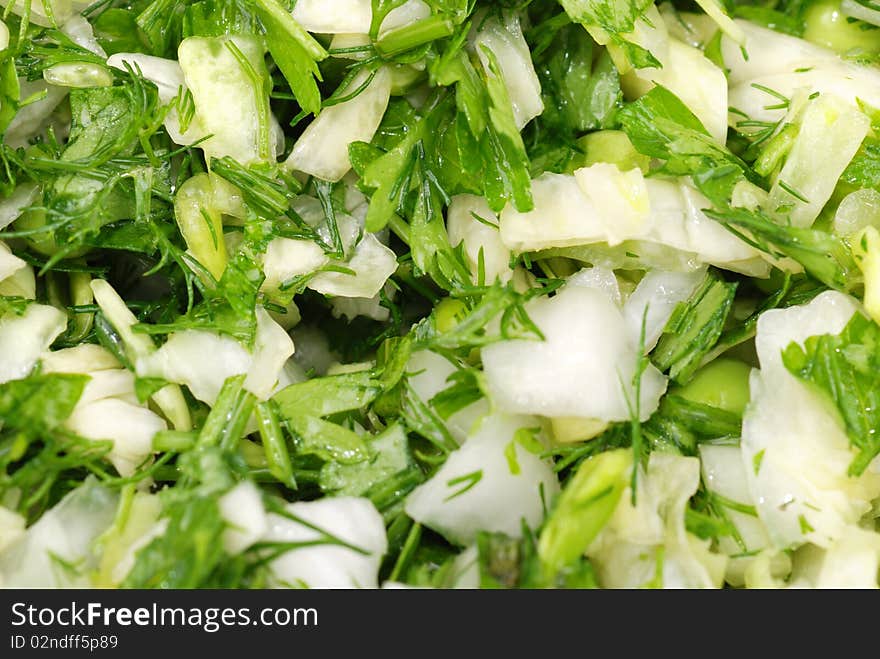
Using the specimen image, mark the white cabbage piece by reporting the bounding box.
[565,265,622,305]
[0,184,39,231]
[766,94,870,228]
[60,15,106,56]
[0,303,67,384]
[449,545,480,588]
[286,67,392,182]
[91,279,191,430]
[0,506,25,553]
[137,308,294,404]
[178,35,275,164]
[106,52,186,104]
[611,6,727,143]
[40,341,167,476]
[329,283,395,322]
[624,38,728,144]
[406,349,488,444]
[244,307,297,400]
[482,284,667,421]
[105,52,266,161]
[723,20,880,125]
[309,233,398,298]
[472,12,543,130]
[0,240,26,284]
[622,268,706,351]
[446,194,512,285]
[4,79,68,148]
[291,0,372,34]
[782,528,880,588]
[0,480,118,587]
[66,399,167,477]
[500,172,606,250]
[742,292,880,550]
[137,331,250,405]
[264,497,387,588]
[833,188,880,237]
[379,0,431,37]
[95,493,164,586]
[596,3,670,70]
[698,444,792,586]
[499,165,767,275]
[1,0,91,27]
[405,413,560,545]
[262,237,329,292]
[587,454,727,588]
[219,481,268,555]
[810,529,880,588]
[573,163,651,244]
[41,343,121,374]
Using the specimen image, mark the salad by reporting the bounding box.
[0,0,879,590]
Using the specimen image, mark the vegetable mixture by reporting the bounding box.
[1,0,880,589]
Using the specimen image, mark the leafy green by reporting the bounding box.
[532,24,622,137]
[558,0,661,68]
[249,0,327,116]
[619,85,754,205]
[782,312,880,475]
[705,206,859,292]
[652,272,738,384]
[0,372,88,435]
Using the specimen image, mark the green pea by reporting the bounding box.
[435,297,468,334]
[803,0,880,56]
[674,358,752,415]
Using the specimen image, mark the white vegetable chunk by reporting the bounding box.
[405,413,560,545]
[4,79,68,149]
[0,184,39,231]
[309,233,398,298]
[588,454,727,588]
[812,528,880,588]
[219,481,268,555]
[0,304,68,384]
[767,94,870,228]
[574,163,650,244]
[244,307,296,400]
[0,507,25,553]
[0,481,118,587]
[723,21,880,125]
[379,0,431,37]
[262,237,329,292]
[627,38,729,144]
[60,15,107,57]
[291,0,373,35]
[286,67,392,182]
[500,166,766,275]
[473,13,543,130]
[742,292,880,550]
[178,36,273,164]
[65,399,166,477]
[407,349,488,444]
[41,344,121,374]
[264,497,387,588]
[565,266,622,306]
[0,240,26,283]
[482,285,667,421]
[622,268,706,351]
[137,330,252,405]
[446,194,512,285]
